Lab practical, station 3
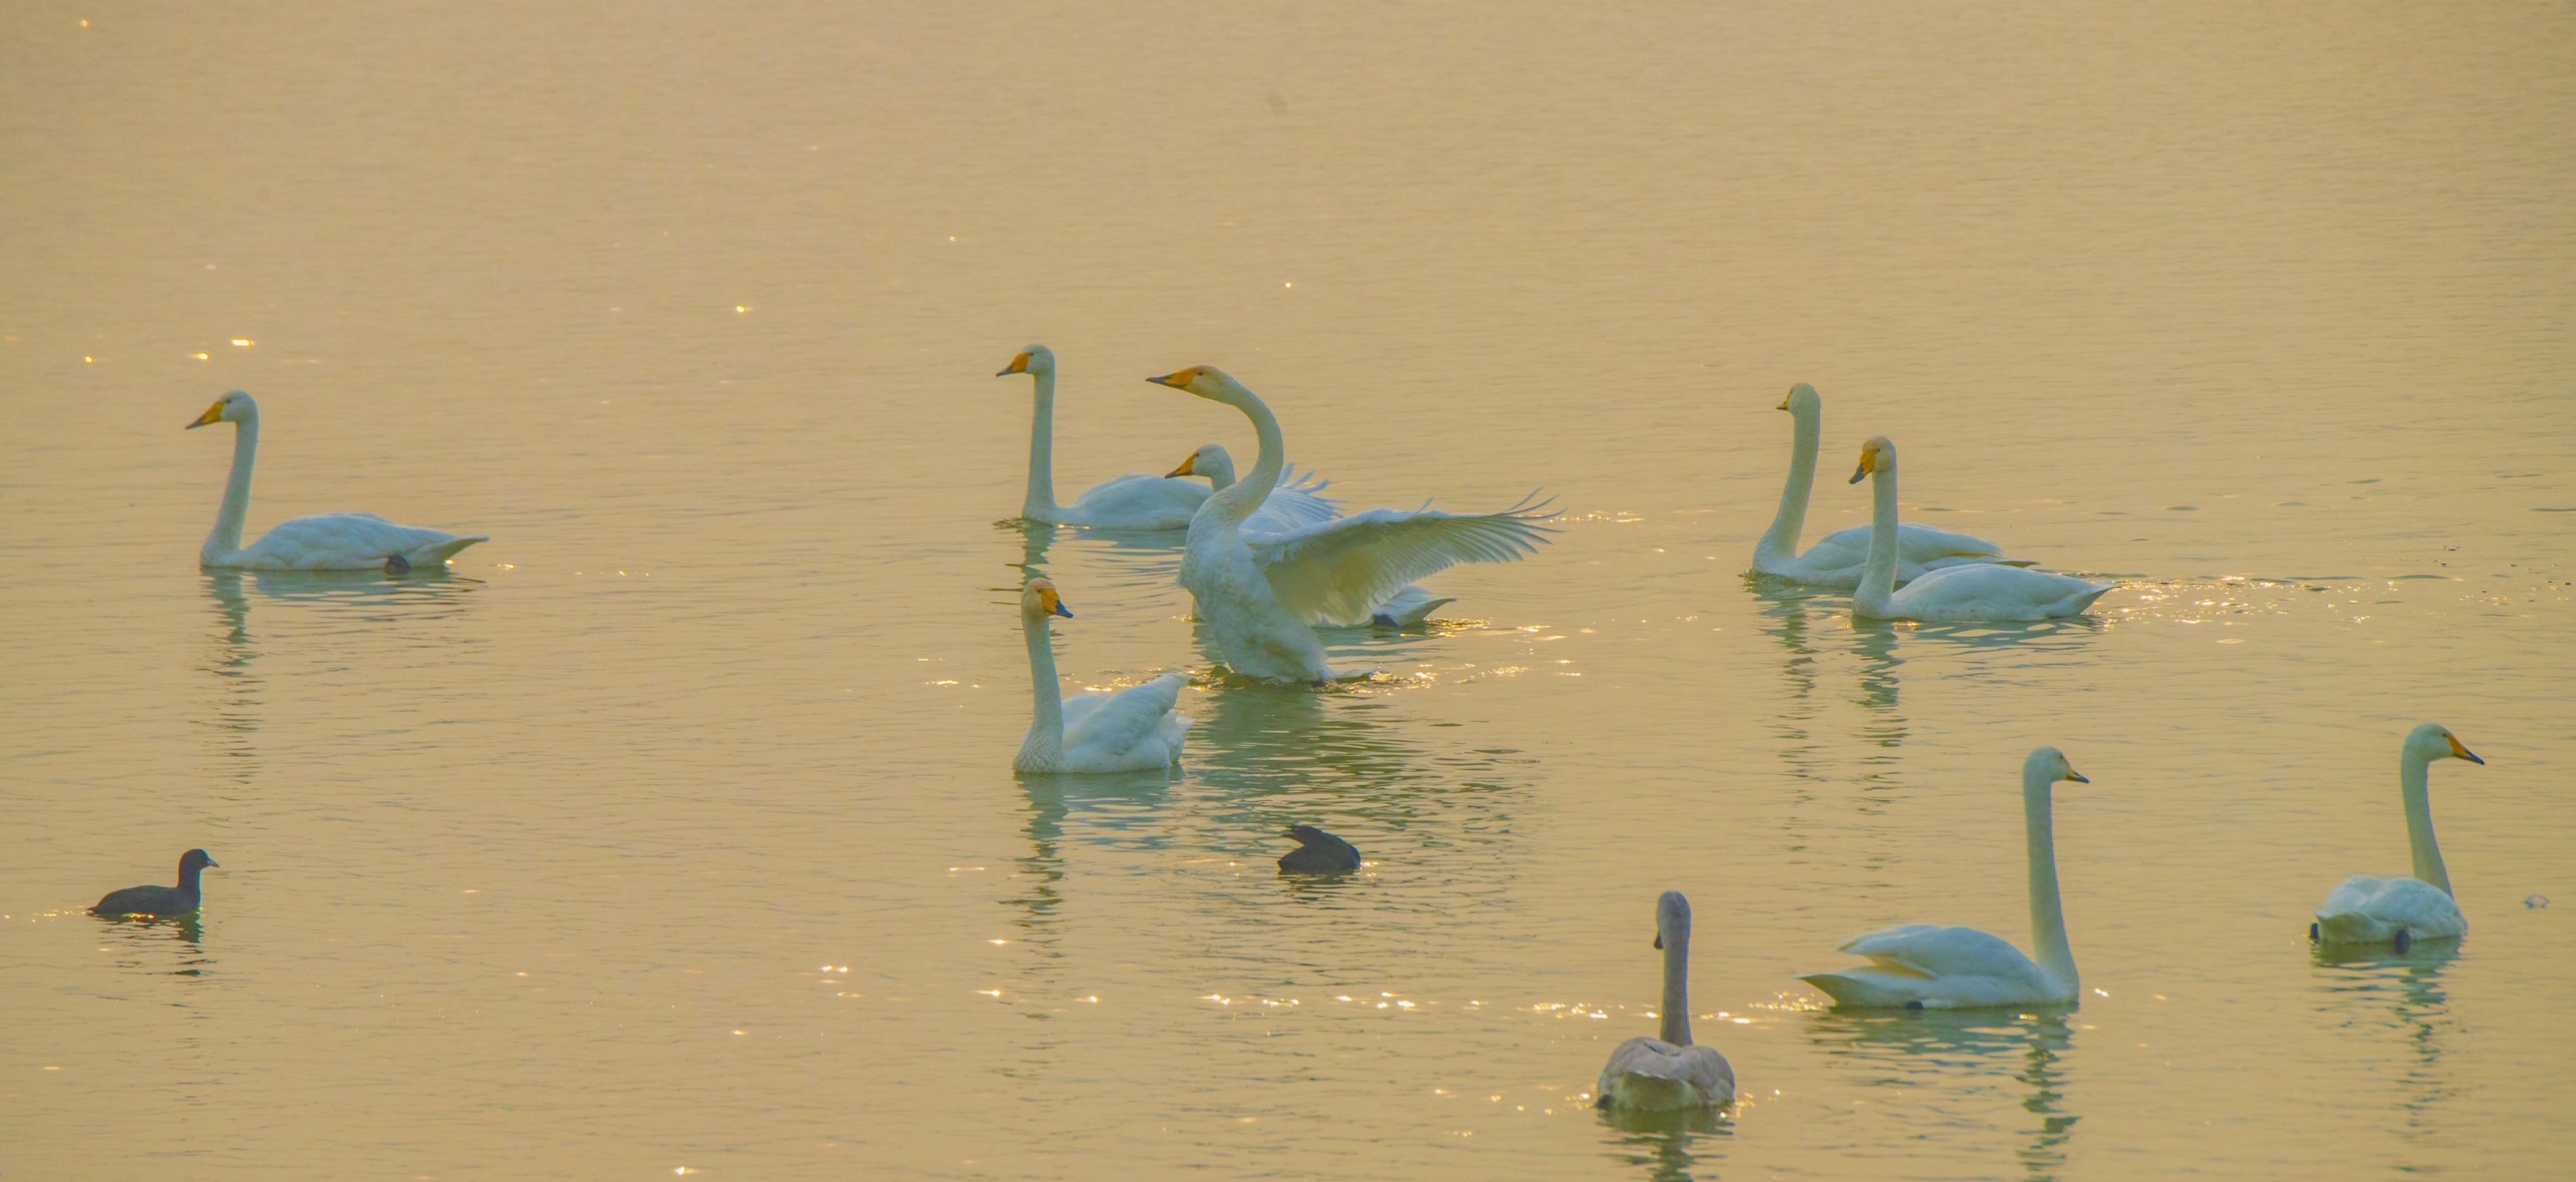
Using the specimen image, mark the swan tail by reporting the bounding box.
[2314,911,2394,946]
[1800,971,1922,1009]
[2067,582,2114,614]
[409,535,489,566]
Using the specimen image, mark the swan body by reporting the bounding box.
[1753,384,2030,589]
[1598,891,1735,1110]
[187,391,488,570]
[1848,437,2110,622]
[1803,748,2088,1009]
[1000,346,1337,530]
[1014,578,1191,774]
[1146,365,1554,683]
[2313,724,2482,946]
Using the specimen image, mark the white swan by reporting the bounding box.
[186,391,488,570]
[1597,891,1736,1111]
[1803,747,2089,1008]
[1753,383,2030,589]
[1849,437,2111,622]
[998,345,1337,530]
[2313,724,2484,948]
[1013,578,1191,774]
[1146,365,1555,683]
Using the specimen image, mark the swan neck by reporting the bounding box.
[2399,750,2451,895]
[1203,386,1282,528]
[1854,462,1901,613]
[1020,612,1064,765]
[1201,450,1237,492]
[205,415,259,563]
[2024,768,2077,994]
[1023,368,1061,521]
[1659,924,1693,1046]
[1758,405,1821,558]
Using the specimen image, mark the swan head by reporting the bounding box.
[1020,577,1073,619]
[187,390,256,430]
[2405,722,2483,765]
[1144,365,1242,402]
[1166,443,1237,484]
[997,344,1055,378]
[1848,436,1895,484]
[1650,889,1690,950]
[1778,383,1820,414]
[2025,746,2088,785]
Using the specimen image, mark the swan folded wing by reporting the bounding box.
[1061,674,1188,761]
[1837,923,2042,982]
[1066,474,1205,527]
[1813,522,2009,563]
[2316,874,2465,941]
[1249,495,1556,627]
[1600,1037,1734,1108]
[240,512,484,570]
[1896,564,2110,621]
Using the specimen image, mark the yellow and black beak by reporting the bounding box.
[1050,598,1073,619]
[2447,735,2484,765]
[186,402,225,429]
[2066,769,2090,784]
[997,352,1032,377]
[1166,454,1197,479]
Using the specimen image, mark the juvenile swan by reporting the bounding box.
[1597,891,1736,1110]
[1148,365,1554,683]
[1752,383,2027,588]
[1848,438,2110,622]
[1803,748,2088,1008]
[92,849,219,918]
[2312,723,2484,948]
[998,346,1336,530]
[188,391,489,570]
[1014,578,1191,774]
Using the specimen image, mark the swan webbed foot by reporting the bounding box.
[2392,929,2411,953]
[384,553,411,574]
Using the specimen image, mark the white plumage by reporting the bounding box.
[1146,365,1554,683]
[1803,748,2090,1009]
[1597,891,1735,1111]
[186,391,487,571]
[1847,437,2110,623]
[1754,383,2029,589]
[998,345,1337,531]
[2312,724,2484,947]
[1013,578,1191,774]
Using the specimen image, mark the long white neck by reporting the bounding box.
[1023,367,1061,522]
[2023,763,2077,995]
[1017,612,1064,769]
[1198,450,1238,492]
[204,413,260,563]
[2399,750,2452,895]
[1854,460,1902,614]
[1659,922,1693,1046]
[1199,382,1283,532]
[1758,403,1821,559]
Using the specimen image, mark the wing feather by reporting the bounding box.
[1248,493,1557,627]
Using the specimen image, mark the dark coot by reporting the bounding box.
[92,849,219,918]
[1277,825,1361,874]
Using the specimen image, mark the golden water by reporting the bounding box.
[3,3,2571,1178]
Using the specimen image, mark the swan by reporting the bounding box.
[2312,724,2484,948]
[1166,444,1340,533]
[1146,365,1555,683]
[1753,383,2031,589]
[998,345,1337,530]
[1597,891,1736,1110]
[1803,747,2088,1008]
[187,391,489,570]
[1013,578,1192,773]
[1848,437,2111,622]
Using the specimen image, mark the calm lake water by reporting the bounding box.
[4,3,2572,1179]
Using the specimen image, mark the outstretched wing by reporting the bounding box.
[1247,494,1556,627]
[1243,463,1341,533]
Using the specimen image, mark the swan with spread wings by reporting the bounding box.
[1146,365,1555,684]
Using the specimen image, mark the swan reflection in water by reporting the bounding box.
[1002,521,1186,600]
[1806,1008,2080,1180]
[202,568,481,771]
[2311,940,2461,1139]
[1595,1101,1735,1182]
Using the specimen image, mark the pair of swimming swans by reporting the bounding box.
[188,391,487,570]
[999,346,1337,533]
[1147,366,1556,683]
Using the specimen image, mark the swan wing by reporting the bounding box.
[1061,674,1189,764]
[1248,495,1556,627]
[1837,923,2042,982]
[1599,1037,1734,1109]
[1065,474,1207,529]
[235,513,486,570]
[1889,563,2112,621]
[2316,874,2466,942]
[1241,464,1341,533]
[1811,522,2009,564]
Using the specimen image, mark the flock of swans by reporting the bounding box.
[169,365,2498,1115]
